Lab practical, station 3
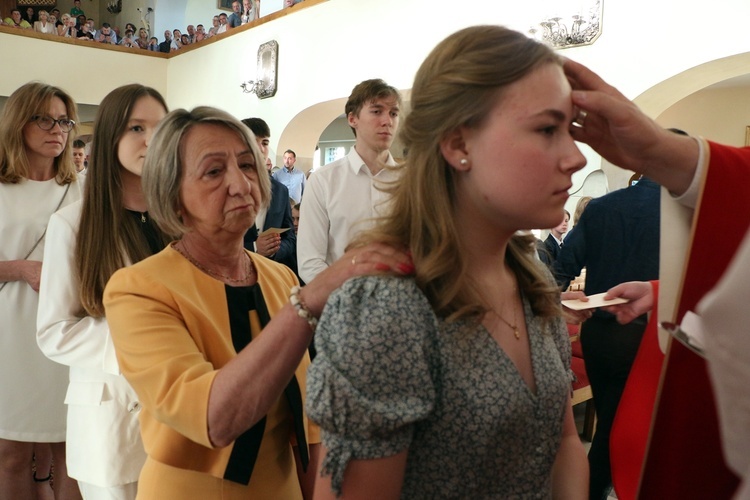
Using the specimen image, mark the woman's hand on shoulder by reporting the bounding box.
[302,243,414,317]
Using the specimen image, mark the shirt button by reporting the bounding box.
[128,401,141,413]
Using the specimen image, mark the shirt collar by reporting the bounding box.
[347,145,396,176]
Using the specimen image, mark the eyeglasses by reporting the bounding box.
[30,115,76,133]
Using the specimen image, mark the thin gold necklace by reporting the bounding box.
[490,308,520,340]
[175,241,254,284]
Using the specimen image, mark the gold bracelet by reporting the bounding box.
[290,286,318,332]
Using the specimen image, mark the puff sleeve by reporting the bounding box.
[306,276,440,493]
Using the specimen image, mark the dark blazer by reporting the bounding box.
[537,234,561,267]
[244,178,297,274]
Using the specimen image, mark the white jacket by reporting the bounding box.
[37,200,145,487]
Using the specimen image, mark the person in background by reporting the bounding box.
[4,9,31,28]
[297,79,400,283]
[95,23,116,44]
[241,118,298,276]
[71,139,86,174]
[22,6,35,26]
[573,196,592,226]
[85,18,95,37]
[0,82,83,499]
[135,27,150,49]
[216,13,229,34]
[49,8,61,23]
[148,36,159,51]
[307,25,588,498]
[70,0,84,18]
[291,203,300,235]
[227,0,243,28]
[553,175,660,500]
[37,84,169,500]
[207,15,220,37]
[158,30,173,53]
[241,0,259,24]
[119,29,137,48]
[185,24,196,43]
[537,209,569,267]
[172,29,184,49]
[33,10,56,35]
[195,24,207,42]
[273,149,305,204]
[102,106,413,498]
[76,23,94,40]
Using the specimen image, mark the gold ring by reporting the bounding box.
[575,109,588,127]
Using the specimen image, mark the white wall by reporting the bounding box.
[0,32,168,106]
[657,86,750,147]
[3,0,750,170]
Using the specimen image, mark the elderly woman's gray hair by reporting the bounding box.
[142,106,270,238]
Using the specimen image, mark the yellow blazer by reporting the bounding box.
[104,245,319,499]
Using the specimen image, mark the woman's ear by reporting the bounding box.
[440,127,471,171]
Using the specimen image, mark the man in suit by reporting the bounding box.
[537,209,569,267]
[553,177,660,500]
[241,118,298,276]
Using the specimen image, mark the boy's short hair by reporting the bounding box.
[344,79,400,120]
[241,117,270,138]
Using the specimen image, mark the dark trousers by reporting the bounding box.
[580,315,646,500]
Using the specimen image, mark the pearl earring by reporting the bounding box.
[460,158,468,166]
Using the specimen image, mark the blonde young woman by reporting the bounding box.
[307,25,590,498]
[135,28,150,49]
[33,10,56,35]
[37,85,170,499]
[0,82,83,499]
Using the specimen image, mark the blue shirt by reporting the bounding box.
[553,177,660,318]
[272,167,306,204]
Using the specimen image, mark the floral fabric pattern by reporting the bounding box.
[306,275,573,498]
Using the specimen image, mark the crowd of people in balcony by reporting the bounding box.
[1,0,305,52]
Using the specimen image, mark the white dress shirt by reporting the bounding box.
[297,146,398,283]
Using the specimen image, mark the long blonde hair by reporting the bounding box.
[353,26,562,322]
[0,82,78,185]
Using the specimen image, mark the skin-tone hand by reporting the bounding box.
[19,260,42,292]
[560,290,592,324]
[255,232,280,257]
[603,281,654,325]
[206,242,413,447]
[301,242,414,317]
[1,260,44,291]
[563,58,699,196]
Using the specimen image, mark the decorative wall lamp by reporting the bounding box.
[240,40,279,99]
[528,0,602,49]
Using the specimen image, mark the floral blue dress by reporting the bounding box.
[306,275,573,498]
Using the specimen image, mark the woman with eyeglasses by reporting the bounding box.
[0,82,83,498]
[37,84,170,499]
